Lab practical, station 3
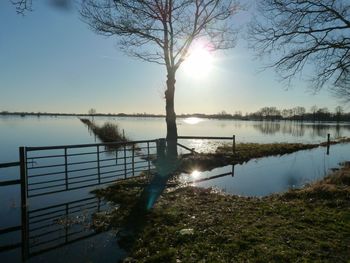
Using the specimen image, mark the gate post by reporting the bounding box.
[232,135,235,155]
[326,133,330,155]
[19,147,29,260]
[19,147,28,212]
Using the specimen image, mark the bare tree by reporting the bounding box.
[335,105,344,122]
[10,0,72,14]
[250,0,350,100]
[310,105,318,122]
[11,0,32,14]
[88,108,97,121]
[81,0,240,156]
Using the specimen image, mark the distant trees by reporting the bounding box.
[250,0,350,101]
[245,106,350,122]
[292,107,306,121]
[88,108,96,121]
[335,106,344,121]
[81,0,241,156]
[258,107,281,120]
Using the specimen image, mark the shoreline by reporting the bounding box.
[91,151,350,262]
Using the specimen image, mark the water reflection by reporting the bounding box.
[190,170,201,179]
[253,121,350,139]
[179,143,350,196]
[1,116,350,261]
[183,117,203,125]
[0,196,125,263]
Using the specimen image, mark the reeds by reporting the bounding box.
[80,118,128,143]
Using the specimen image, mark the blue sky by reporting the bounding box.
[0,1,343,115]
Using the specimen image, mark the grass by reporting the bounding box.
[178,142,317,173]
[92,162,350,262]
[89,139,350,261]
[80,118,128,144]
[177,139,350,173]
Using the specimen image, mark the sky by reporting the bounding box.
[0,1,345,115]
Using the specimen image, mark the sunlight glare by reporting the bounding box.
[182,44,213,78]
[183,117,203,125]
[191,170,201,179]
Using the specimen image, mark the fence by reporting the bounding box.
[0,139,159,260]
[26,196,108,258]
[0,133,335,259]
[0,162,20,186]
[0,136,236,260]
[177,135,235,154]
[0,161,22,254]
[23,140,158,197]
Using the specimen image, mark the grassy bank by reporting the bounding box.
[93,162,350,262]
[178,138,350,173]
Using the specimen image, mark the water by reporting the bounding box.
[1,115,350,262]
[0,190,127,263]
[1,115,350,162]
[179,143,349,196]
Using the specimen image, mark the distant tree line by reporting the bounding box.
[1,106,350,122]
[243,106,350,122]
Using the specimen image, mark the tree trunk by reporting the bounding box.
[165,69,178,158]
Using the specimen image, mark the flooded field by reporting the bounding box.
[1,116,350,262]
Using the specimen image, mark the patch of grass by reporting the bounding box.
[178,143,319,173]
[80,118,128,143]
[178,140,350,173]
[220,142,319,160]
[94,164,350,262]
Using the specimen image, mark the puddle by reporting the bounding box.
[179,143,350,197]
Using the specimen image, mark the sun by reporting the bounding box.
[182,44,213,78]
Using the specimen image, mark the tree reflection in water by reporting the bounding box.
[253,121,350,139]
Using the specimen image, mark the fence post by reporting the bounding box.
[124,144,127,179]
[147,142,151,174]
[132,143,135,176]
[97,145,101,184]
[327,133,330,155]
[19,147,27,205]
[232,135,235,155]
[65,203,68,243]
[64,147,68,190]
[19,147,29,261]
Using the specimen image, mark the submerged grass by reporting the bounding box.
[93,162,350,262]
[80,118,128,144]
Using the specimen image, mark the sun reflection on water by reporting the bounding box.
[183,117,203,125]
[178,170,202,185]
[191,170,201,179]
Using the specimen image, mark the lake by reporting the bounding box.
[0,115,350,262]
[2,115,350,163]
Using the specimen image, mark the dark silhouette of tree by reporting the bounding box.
[11,0,72,14]
[11,0,32,14]
[293,106,306,121]
[88,108,97,121]
[335,105,344,122]
[258,106,281,120]
[250,0,350,100]
[80,0,240,156]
